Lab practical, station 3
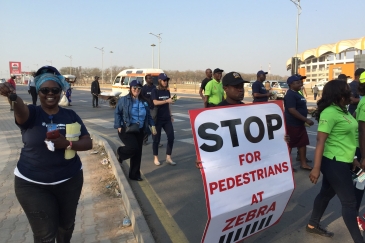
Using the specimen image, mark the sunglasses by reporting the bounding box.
[39,87,62,95]
[131,86,142,90]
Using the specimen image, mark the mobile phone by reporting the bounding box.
[46,129,60,139]
[172,94,177,101]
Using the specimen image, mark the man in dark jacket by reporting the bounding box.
[91,76,101,108]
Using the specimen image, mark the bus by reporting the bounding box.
[112,68,164,96]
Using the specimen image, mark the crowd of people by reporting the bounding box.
[2,64,365,242]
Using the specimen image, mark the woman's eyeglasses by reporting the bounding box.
[39,87,62,95]
[131,86,142,90]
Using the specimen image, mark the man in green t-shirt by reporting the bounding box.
[204,68,224,108]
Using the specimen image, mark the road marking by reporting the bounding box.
[176,138,195,144]
[181,128,192,131]
[307,145,316,149]
[173,118,184,122]
[79,100,87,102]
[172,105,184,107]
[85,119,114,129]
[87,128,189,243]
[172,113,190,118]
[80,93,85,94]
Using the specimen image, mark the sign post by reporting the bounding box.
[9,61,22,75]
[189,101,295,243]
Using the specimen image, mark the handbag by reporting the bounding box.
[125,123,140,133]
[59,94,69,106]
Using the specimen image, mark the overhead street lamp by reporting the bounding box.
[65,55,72,74]
[149,32,162,69]
[110,51,113,83]
[290,0,302,75]
[46,60,53,66]
[151,44,156,68]
[94,47,104,84]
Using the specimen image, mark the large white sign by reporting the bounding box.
[189,101,295,243]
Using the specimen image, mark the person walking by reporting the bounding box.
[284,74,313,171]
[114,80,156,181]
[65,86,72,106]
[151,73,175,166]
[7,75,16,111]
[199,68,212,100]
[349,68,365,115]
[204,68,224,107]
[307,80,364,243]
[28,72,37,105]
[252,70,270,102]
[141,74,157,146]
[91,76,101,108]
[313,85,319,101]
[0,65,92,242]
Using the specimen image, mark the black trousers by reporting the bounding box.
[30,86,37,105]
[313,93,318,100]
[152,120,174,156]
[117,129,145,179]
[92,94,98,107]
[14,170,83,243]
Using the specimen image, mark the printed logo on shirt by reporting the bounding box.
[319,119,328,125]
[343,116,352,124]
[42,122,66,130]
[159,96,169,100]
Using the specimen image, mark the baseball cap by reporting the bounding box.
[287,74,307,85]
[35,65,61,77]
[359,72,365,83]
[257,70,268,75]
[222,72,249,86]
[158,73,170,81]
[355,68,365,77]
[94,76,100,79]
[213,68,224,74]
[129,80,142,87]
[338,74,350,80]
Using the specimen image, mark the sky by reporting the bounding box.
[1,0,364,77]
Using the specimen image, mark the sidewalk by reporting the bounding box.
[0,98,137,243]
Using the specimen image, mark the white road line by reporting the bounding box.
[176,138,195,145]
[85,119,114,129]
[307,146,316,149]
[172,113,190,118]
[173,118,184,122]
[80,93,85,94]
[172,105,184,107]
[181,128,192,131]
[79,100,87,102]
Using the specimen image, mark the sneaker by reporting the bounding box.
[358,217,365,231]
[143,141,149,146]
[305,225,334,238]
[166,159,176,166]
[154,160,161,166]
[296,157,312,163]
[115,147,122,163]
[158,143,163,147]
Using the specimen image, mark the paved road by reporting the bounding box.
[16,85,362,243]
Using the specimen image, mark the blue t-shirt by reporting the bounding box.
[141,84,156,109]
[349,81,359,115]
[16,105,89,183]
[151,88,171,122]
[252,81,268,102]
[284,89,308,126]
[131,99,147,128]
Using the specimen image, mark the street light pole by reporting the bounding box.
[151,44,156,68]
[46,60,53,66]
[65,55,72,74]
[110,51,113,83]
[94,47,104,84]
[149,33,162,69]
[290,0,301,74]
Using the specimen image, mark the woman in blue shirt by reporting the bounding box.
[114,80,156,181]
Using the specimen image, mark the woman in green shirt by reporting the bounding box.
[306,80,364,243]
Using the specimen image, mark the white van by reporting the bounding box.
[112,68,164,97]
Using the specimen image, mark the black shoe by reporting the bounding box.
[296,157,312,163]
[10,109,13,111]
[116,147,122,163]
[143,141,149,146]
[130,177,143,181]
[306,225,334,238]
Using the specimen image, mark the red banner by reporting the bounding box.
[9,61,22,75]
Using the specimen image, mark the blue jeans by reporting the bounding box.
[308,156,364,243]
[15,170,83,243]
[153,120,174,156]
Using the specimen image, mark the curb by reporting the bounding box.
[90,133,155,243]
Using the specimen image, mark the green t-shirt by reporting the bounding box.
[356,98,365,122]
[318,105,358,163]
[205,79,223,105]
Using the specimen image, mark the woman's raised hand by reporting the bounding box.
[0,83,15,97]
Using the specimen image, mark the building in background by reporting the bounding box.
[287,37,365,83]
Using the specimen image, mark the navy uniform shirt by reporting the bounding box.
[200,78,212,91]
[252,80,268,102]
[141,84,156,109]
[151,88,171,122]
[284,89,308,126]
[16,105,89,183]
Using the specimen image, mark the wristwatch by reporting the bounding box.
[9,93,17,102]
[66,141,73,150]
